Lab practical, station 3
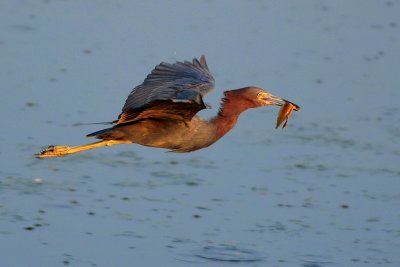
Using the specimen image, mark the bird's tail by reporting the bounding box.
[86,128,113,138]
[86,126,128,140]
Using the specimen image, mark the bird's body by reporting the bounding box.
[36,55,299,158]
[89,116,219,152]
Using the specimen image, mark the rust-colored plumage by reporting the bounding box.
[35,55,299,158]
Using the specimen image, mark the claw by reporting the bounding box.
[35,145,71,158]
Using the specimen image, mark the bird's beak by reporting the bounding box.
[264,94,286,106]
[263,94,300,110]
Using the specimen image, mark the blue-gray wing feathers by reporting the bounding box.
[122,55,215,112]
[114,55,215,125]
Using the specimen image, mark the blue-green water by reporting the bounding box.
[1,1,399,266]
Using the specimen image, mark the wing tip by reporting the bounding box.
[200,54,208,70]
[192,54,209,70]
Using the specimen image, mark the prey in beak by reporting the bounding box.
[258,91,300,129]
[275,100,300,129]
[259,92,300,128]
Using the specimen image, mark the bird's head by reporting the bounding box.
[228,87,299,109]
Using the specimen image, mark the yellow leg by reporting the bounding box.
[35,140,131,158]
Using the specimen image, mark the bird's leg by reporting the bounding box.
[35,140,131,158]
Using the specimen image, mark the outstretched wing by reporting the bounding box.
[115,55,215,125]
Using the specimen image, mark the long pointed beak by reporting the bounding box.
[265,94,300,110]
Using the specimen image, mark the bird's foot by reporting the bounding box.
[35,145,71,158]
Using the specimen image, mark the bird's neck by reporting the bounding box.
[212,92,250,138]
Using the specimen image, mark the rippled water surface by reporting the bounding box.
[1,1,399,266]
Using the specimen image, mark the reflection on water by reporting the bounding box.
[193,245,264,262]
[299,255,333,267]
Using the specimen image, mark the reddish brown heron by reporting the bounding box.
[35,55,299,158]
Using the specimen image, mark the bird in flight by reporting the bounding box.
[35,55,299,158]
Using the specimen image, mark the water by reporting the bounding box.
[1,1,399,266]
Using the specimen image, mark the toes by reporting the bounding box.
[35,145,69,158]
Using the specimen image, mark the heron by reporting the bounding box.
[35,55,299,158]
